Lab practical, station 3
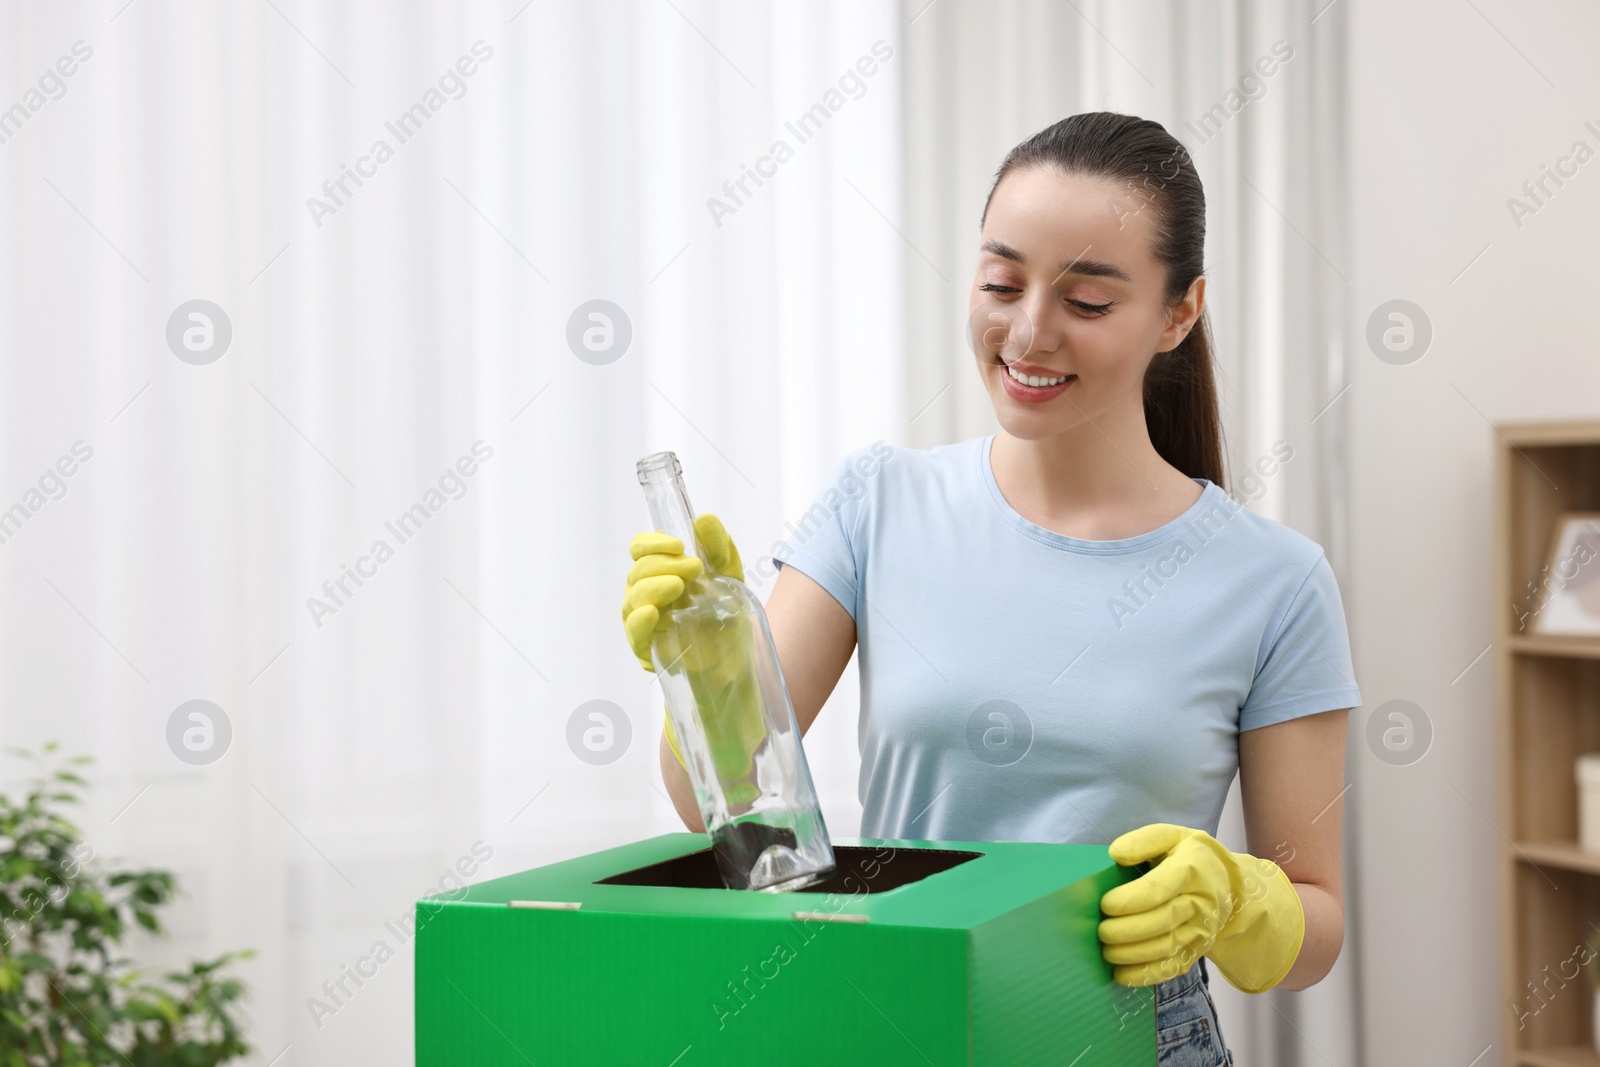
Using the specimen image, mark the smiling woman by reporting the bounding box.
[969,123,1220,531]
[742,112,1362,1067]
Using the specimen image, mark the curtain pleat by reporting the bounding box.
[0,2,905,1061]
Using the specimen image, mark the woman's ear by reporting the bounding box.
[1158,275,1205,353]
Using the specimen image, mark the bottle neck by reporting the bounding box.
[639,469,713,573]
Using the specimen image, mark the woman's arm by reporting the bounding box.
[660,564,857,831]
[1238,706,1350,991]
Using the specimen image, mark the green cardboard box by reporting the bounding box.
[416,833,1158,1066]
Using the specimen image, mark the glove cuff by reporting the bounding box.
[1208,855,1305,994]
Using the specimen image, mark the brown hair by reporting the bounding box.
[980,112,1227,490]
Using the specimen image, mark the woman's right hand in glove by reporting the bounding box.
[623,513,750,773]
[621,512,745,672]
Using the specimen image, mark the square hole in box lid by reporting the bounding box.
[596,843,984,894]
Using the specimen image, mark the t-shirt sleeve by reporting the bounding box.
[771,449,871,624]
[1238,551,1363,731]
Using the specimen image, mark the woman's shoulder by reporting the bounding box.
[1188,483,1330,575]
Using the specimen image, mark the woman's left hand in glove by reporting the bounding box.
[1097,822,1305,993]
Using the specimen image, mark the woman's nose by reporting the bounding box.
[1019,293,1065,356]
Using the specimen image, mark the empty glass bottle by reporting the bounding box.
[637,450,835,892]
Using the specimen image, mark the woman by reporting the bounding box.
[622,112,1360,1066]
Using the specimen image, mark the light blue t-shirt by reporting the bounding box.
[771,434,1362,846]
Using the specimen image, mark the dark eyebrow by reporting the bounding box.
[979,238,1134,284]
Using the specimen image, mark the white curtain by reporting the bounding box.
[901,2,1358,1064]
[0,2,902,1063]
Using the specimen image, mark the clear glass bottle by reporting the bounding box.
[637,451,835,893]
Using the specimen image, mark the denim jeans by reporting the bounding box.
[1153,957,1234,1066]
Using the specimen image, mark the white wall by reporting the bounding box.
[1345,1,1600,1061]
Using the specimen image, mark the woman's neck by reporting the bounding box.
[990,410,1204,541]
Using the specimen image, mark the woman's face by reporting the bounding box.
[969,165,1202,440]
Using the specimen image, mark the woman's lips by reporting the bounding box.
[998,365,1076,404]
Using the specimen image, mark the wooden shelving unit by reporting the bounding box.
[1496,420,1600,1066]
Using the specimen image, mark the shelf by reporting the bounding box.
[1510,634,1600,660]
[1515,841,1600,877]
[1523,1048,1600,1067]
[1499,421,1600,448]
[1497,421,1600,1062]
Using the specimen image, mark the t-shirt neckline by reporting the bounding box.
[978,432,1221,555]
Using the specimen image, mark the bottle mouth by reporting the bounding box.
[637,451,682,484]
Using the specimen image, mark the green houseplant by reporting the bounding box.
[0,743,253,1065]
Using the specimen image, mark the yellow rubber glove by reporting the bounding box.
[621,514,756,777]
[1097,823,1305,994]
